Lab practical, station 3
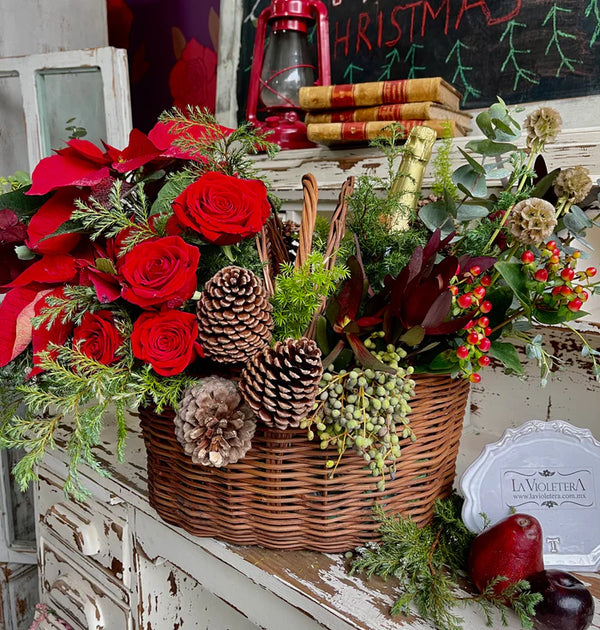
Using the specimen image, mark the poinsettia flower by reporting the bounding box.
[4,254,79,288]
[105,128,163,173]
[27,139,112,196]
[0,209,28,243]
[26,188,84,254]
[169,38,217,113]
[0,287,44,366]
[148,118,234,161]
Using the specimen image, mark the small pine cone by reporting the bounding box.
[554,166,593,204]
[508,197,557,246]
[239,337,323,430]
[197,266,273,364]
[174,376,256,467]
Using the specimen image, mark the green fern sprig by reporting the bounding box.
[127,365,199,413]
[31,285,98,329]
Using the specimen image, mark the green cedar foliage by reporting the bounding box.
[350,495,542,630]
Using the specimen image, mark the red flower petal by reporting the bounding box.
[26,188,83,254]
[0,287,48,365]
[5,254,79,288]
[111,128,162,173]
[28,146,110,196]
[169,39,218,113]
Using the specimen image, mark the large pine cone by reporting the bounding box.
[239,337,323,430]
[174,376,256,467]
[197,266,273,364]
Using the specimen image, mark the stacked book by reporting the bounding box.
[299,77,471,146]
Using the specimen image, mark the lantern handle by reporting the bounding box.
[246,4,273,125]
[309,0,331,86]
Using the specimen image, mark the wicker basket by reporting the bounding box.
[139,373,469,552]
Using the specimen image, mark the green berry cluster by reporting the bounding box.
[302,335,416,491]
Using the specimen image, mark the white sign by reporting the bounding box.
[460,420,600,571]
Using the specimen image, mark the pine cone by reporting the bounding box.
[239,337,323,430]
[197,266,273,364]
[508,197,557,246]
[174,376,256,467]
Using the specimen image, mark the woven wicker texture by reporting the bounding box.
[139,373,470,552]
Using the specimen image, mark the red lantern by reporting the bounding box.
[246,0,331,150]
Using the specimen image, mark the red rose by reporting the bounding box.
[72,311,123,365]
[118,236,199,308]
[131,309,202,376]
[172,171,270,246]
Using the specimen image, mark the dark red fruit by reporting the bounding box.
[527,569,595,630]
[468,513,544,597]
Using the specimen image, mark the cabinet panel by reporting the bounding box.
[36,470,130,591]
[39,540,131,630]
[136,544,260,630]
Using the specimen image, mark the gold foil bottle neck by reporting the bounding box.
[405,125,437,162]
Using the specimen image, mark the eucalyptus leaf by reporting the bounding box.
[464,139,518,156]
[475,111,495,139]
[418,201,454,233]
[452,164,487,197]
[456,204,489,222]
[457,147,486,175]
[443,186,457,218]
[563,205,593,234]
[489,341,524,375]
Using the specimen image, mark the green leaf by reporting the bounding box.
[530,167,561,198]
[0,186,51,220]
[456,204,489,222]
[457,147,486,175]
[563,205,593,235]
[532,307,588,325]
[399,325,425,346]
[495,261,531,309]
[489,341,524,375]
[452,164,487,197]
[475,111,495,139]
[427,349,459,373]
[418,201,455,234]
[315,315,331,355]
[464,139,518,156]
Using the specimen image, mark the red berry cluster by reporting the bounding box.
[521,241,598,314]
[451,265,494,382]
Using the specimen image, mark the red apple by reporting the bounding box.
[468,513,544,597]
[527,569,595,630]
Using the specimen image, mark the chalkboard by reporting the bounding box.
[238,0,600,121]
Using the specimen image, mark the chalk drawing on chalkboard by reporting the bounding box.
[500,21,539,92]
[403,45,425,80]
[588,0,600,47]
[543,5,580,78]
[445,40,481,102]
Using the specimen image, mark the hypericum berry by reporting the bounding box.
[478,356,491,367]
[469,373,482,383]
[457,294,472,309]
[549,254,560,264]
[534,269,549,282]
[552,286,562,296]
[480,275,492,287]
[561,268,575,281]
[456,346,470,360]
[467,331,480,345]
[463,319,475,330]
[450,285,459,296]
[568,298,583,312]
[480,300,493,314]
[560,286,572,297]
[580,290,590,302]
[586,267,598,278]
[546,240,557,250]
[473,286,486,300]
[521,251,535,264]
[470,265,482,276]
[484,327,492,337]
[572,251,581,259]
[478,316,489,328]
[478,338,491,352]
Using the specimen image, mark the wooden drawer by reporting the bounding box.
[36,469,130,592]
[40,539,132,630]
